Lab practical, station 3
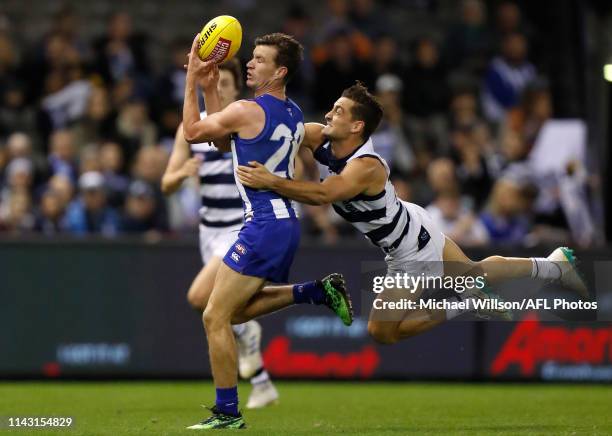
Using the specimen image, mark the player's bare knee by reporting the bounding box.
[367,321,399,345]
[479,255,505,264]
[475,255,505,271]
[186,289,205,311]
[202,306,229,332]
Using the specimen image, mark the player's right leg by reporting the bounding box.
[230,273,352,326]
[443,237,588,298]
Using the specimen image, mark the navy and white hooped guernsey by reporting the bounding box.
[190,111,243,228]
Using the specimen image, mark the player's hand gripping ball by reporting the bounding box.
[197,15,242,63]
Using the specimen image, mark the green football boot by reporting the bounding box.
[187,406,246,430]
[321,273,353,326]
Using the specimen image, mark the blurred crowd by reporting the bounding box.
[0,0,600,247]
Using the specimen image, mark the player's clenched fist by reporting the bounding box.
[181,156,203,178]
[186,34,219,90]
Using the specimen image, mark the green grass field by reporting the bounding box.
[1,381,610,435]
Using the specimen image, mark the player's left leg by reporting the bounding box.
[188,264,264,430]
[367,285,446,344]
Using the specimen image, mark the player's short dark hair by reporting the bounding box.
[341,81,384,140]
[254,33,304,84]
[219,58,243,93]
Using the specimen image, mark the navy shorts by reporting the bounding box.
[223,218,301,283]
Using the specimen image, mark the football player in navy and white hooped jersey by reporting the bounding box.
[237,82,589,345]
[182,34,353,430]
[162,59,281,411]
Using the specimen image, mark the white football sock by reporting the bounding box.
[444,294,474,320]
[531,258,562,280]
[251,370,270,385]
[232,323,247,337]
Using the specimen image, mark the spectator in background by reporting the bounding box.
[404,37,449,118]
[115,98,157,162]
[0,189,34,233]
[313,28,375,112]
[0,34,36,136]
[444,0,492,75]
[78,145,101,174]
[71,86,117,147]
[282,5,314,107]
[32,28,89,134]
[48,129,78,182]
[48,7,91,62]
[153,38,188,147]
[372,74,414,176]
[34,187,67,235]
[0,144,7,183]
[505,83,552,152]
[450,125,494,209]
[93,12,150,87]
[478,177,537,245]
[5,132,46,186]
[482,32,536,123]
[494,2,534,47]
[47,174,75,211]
[131,145,168,227]
[1,158,34,211]
[65,171,120,236]
[371,34,405,78]
[422,157,459,206]
[312,0,372,66]
[449,88,481,130]
[403,36,449,153]
[99,141,129,208]
[154,38,188,109]
[121,179,167,234]
[350,0,387,39]
[426,189,488,247]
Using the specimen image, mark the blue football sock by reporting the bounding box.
[215,386,239,416]
[293,281,325,305]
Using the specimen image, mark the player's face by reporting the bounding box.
[217,70,239,109]
[322,97,364,140]
[246,45,282,90]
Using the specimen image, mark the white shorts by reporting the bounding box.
[384,202,446,277]
[198,223,242,265]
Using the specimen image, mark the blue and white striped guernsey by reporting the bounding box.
[190,112,243,228]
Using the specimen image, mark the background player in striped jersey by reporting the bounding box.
[161,58,278,410]
[181,33,353,429]
[237,81,589,344]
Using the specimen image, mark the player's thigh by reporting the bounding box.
[442,236,476,277]
[368,286,415,336]
[187,256,223,310]
[206,262,266,321]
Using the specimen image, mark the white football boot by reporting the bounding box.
[246,380,279,409]
[546,247,589,298]
[235,320,263,379]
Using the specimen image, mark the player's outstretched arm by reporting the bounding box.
[183,34,235,150]
[161,122,202,195]
[237,158,384,205]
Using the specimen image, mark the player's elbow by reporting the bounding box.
[160,179,172,196]
[160,175,174,195]
[183,124,204,144]
[182,128,198,144]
